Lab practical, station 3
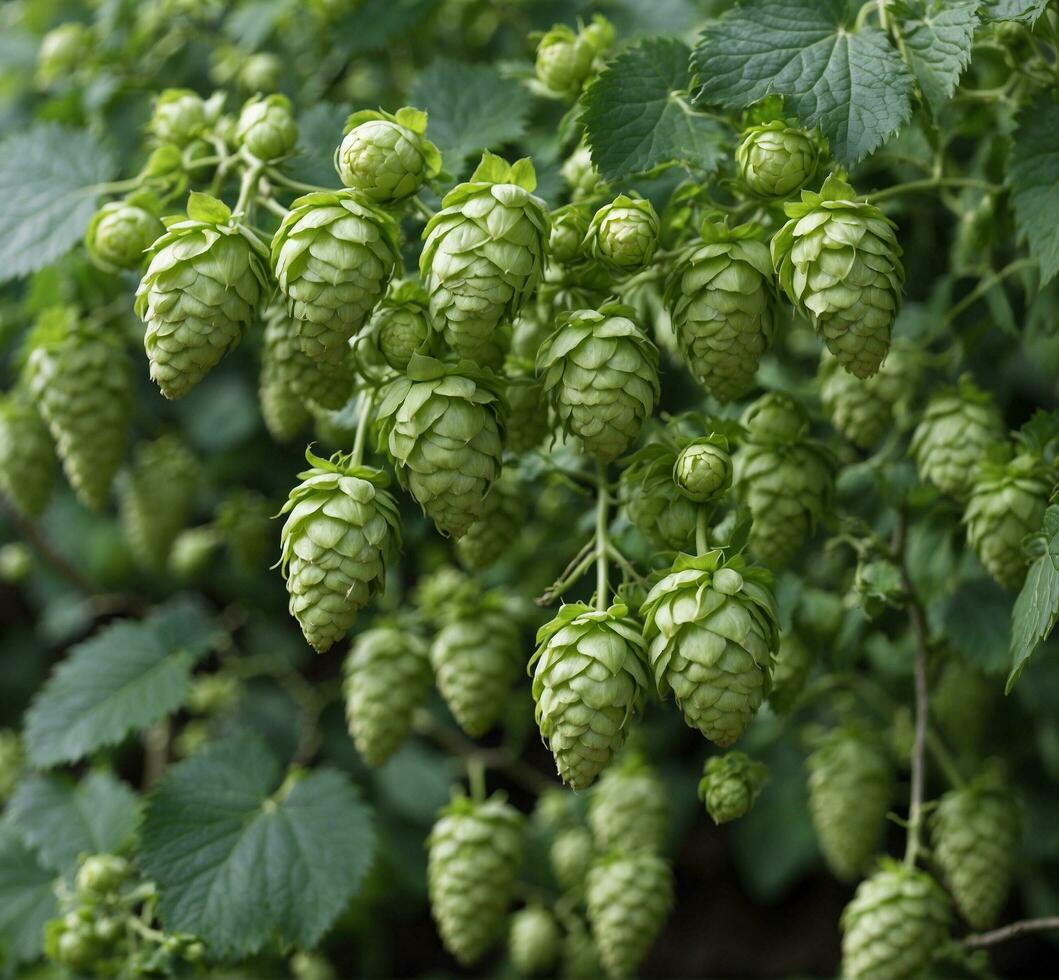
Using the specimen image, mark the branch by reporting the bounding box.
[965,918,1059,949]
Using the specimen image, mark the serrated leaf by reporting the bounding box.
[288,102,352,189]
[1010,96,1059,285]
[581,37,729,181]
[333,0,442,55]
[939,577,1012,673]
[7,772,140,875]
[223,0,296,49]
[0,824,56,968]
[1009,504,1059,689]
[898,1,981,114]
[0,124,116,283]
[141,735,375,957]
[982,0,1050,22]
[691,0,914,164]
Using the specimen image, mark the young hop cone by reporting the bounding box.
[420,153,549,361]
[427,793,524,965]
[840,861,951,980]
[503,362,551,454]
[0,392,55,518]
[674,435,733,503]
[536,304,659,463]
[562,916,605,980]
[534,24,595,98]
[586,195,660,273]
[588,753,668,853]
[768,633,812,715]
[549,203,592,264]
[343,625,431,765]
[529,602,650,790]
[664,220,777,403]
[278,449,401,653]
[509,906,560,976]
[551,826,595,891]
[259,309,311,442]
[619,444,698,551]
[736,121,818,198]
[456,472,526,570]
[336,106,441,203]
[365,280,433,371]
[85,196,163,271]
[698,751,768,824]
[216,490,273,572]
[236,93,298,161]
[818,344,915,450]
[771,174,904,379]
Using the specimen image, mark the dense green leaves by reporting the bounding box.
[0,825,56,968]
[939,578,1012,674]
[982,0,1050,23]
[1010,505,1059,689]
[1010,96,1059,284]
[898,1,980,114]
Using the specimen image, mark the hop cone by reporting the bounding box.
[535,25,595,97]
[550,204,591,264]
[509,906,560,976]
[819,346,914,450]
[86,198,163,271]
[25,308,132,511]
[734,393,834,569]
[930,773,1019,929]
[236,93,298,161]
[259,310,310,442]
[619,445,697,551]
[641,551,780,747]
[343,625,431,764]
[504,367,551,454]
[588,754,667,853]
[271,189,400,362]
[537,304,659,463]
[964,453,1050,589]
[149,89,208,144]
[772,174,903,378]
[0,392,55,517]
[136,194,268,398]
[529,602,650,790]
[806,727,893,881]
[674,435,733,503]
[561,917,604,980]
[586,853,672,979]
[427,793,524,965]
[421,153,549,360]
[377,355,504,539]
[551,827,594,891]
[769,633,812,715]
[216,489,272,572]
[664,220,776,402]
[932,659,991,752]
[278,450,401,652]
[336,107,441,204]
[366,281,432,371]
[265,306,356,411]
[736,122,818,198]
[586,195,659,273]
[456,473,525,570]
[698,751,768,824]
[841,862,951,980]
[911,377,1004,498]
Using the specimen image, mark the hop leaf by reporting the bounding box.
[508,905,560,976]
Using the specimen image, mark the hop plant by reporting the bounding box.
[586,195,659,273]
[562,917,604,980]
[86,197,163,271]
[216,490,272,571]
[529,602,650,790]
[377,355,504,539]
[509,906,560,976]
[148,88,209,145]
[932,659,991,752]
[561,143,605,202]
[534,24,595,97]
[551,826,594,891]
[674,435,733,503]
[278,450,401,652]
[0,392,55,518]
[366,281,432,371]
[736,121,818,198]
[588,754,668,853]
[620,444,698,551]
[137,193,268,398]
[768,633,812,715]
[772,174,904,379]
[335,107,441,203]
[503,364,551,454]
[420,153,549,360]
[586,853,672,979]
[236,94,298,160]
[664,220,777,402]
[427,793,524,965]
[343,625,431,765]
[840,861,951,980]
[641,550,779,747]
[25,307,132,511]
[537,304,659,463]
[456,473,526,570]
[806,727,893,881]
[698,751,768,824]
[819,345,914,450]
[38,23,90,83]
[549,204,591,264]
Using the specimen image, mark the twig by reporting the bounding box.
[965,918,1059,949]
[595,460,609,610]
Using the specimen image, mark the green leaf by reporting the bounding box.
[0,824,56,968]
[691,0,915,164]
[23,598,219,767]
[982,0,1050,23]
[897,1,981,114]
[141,735,375,956]
[289,102,352,189]
[408,60,533,175]
[224,0,297,49]
[1008,504,1059,689]
[0,124,116,283]
[581,37,729,181]
[938,577,1012,673]
[1010,96,1059,284]
[333,0,442,55]
[7,772,140,875]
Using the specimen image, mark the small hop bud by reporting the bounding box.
[549,204,591,264]
[698,751,768,824]
[38,23,90,84]
[336,107,441,203]
[736,122,819,198]
[587,195,660,272]
[75,854,129,895]
[580,14,616,55]
[561,144,605,201]
[237,52,283,92]
[0,543,31,584]
[674,436,732,503]
[509,906,560,976]
[535,25,595,98]
[236,94,298,161]
[86,200,163,270]
[149,89,209,145]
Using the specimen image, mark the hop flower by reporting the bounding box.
[137,193,269,399]
[551,826,594,891]
[377,355,504,539]
[537,304,659,463]
[278,450,401,652]
[25,307,132,511]
[772,174,904,379]
[0,730,23,802]
[698,751,768,824]
[85,198,163,271]
[38,24,90,84]
[456,473,526,570]
[819,345,915,450]
[586,853,672,979]
[619,445,698,551]
[336,106,441,203]
[236,94,298,160]
[0,392,55,518]
[365,281,432,371]
[586,195,659,273]
[589,754,668,853]
[562,917,604,979]
[549,204,592,264]
[841,862,951,980]
[932,659,991,752]
[806,727,893,881]
[428,793,524,965]
[674,435,732,503]
[420,153,549,360]
[534,24,595,97]
[216,489,273,572]
[503,364,551,454]
[736,122,818,198]
[664,220,777,402]
[343,625,431,765]
[768,633,812,715]
[509,906,560,976]
[561,143,605,202]
[149,89,209,145]
[641,550,779,747]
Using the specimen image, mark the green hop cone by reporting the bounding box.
[537,304,659,463]
[736,121,818,198]
[588,754,668,853]
[586,853,672,979]
[216,489,273,571]
[819,345,915,450]
[278,449,401,653]
[343,625,431,765]
[840,861,951,980]
[75,854,128,896]
[236,94,298,161]
[561,144,605,202]
[237,51,282,91]
[806,726,893,881]
[25,307,132,511]
[336,106,441,203]
[580,14,616,55]
[503,363,551,454]
[137,193,269,399]
[86,198,163,271]
[529,602,650,790]
[562,917,604,979]
[674,435,732,503]
[427,793,524,965]
[420,153,549,360]
[377,354,505,539]
[911,377,1005,499]
[586,195,659,273]
[0,392,55,518]
[149,89,209,145]
[550,204,591,264]
[698,751,768,824]
[768,633,812,715]
[932,659,991,752]
[169,527,221,580]
[619,445,698,551]
[0,543,32,583]
[456,473,526,570]
[664,220,777,402]
[930,772,1019,929]
[38,23,90,84]
[366,281,432,371]
[271,189,400,362]
[535,24,595,97]
[772,174,904,379]
[551,826,594,892]
[641,550,780,747]
[509,906,560,976]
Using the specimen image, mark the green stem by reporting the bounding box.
[867,177,1001,204]
[266,168,333,195]
[944,258,1038,325]
[605,542,645,586]
[535,548,599,606]
[93,176,146,196]
[467,756,487,803]
[351,390,377,467]
[234,161,266,218]
[696,506,710,556]
[595,460,610,611]
[259,195,290,219]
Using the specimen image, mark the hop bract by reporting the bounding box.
[736,121,818,198]
[641,550,779,747]
[236,94,298,160]
[86,197,163,271]
[674,435,732,503]
[698,750,768,824]
[586,195,659,272]
[768,633,811,715]
[534,24,595,97]
[336,106,441,203]
[0,392,55,518]
[772,174,904,379]
[588,754,668,853]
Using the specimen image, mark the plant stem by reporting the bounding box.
[351,390,377,467]
[944,258,1039,324]
[595,460,609,611]
[926,729,965,789]
[867,177,1001,204]
[535,549,598,606]
[266,169,334,195]
[467,756,487,802]
[696,506,710,555]
[965,918,1059,949]
[234,161,265,217]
